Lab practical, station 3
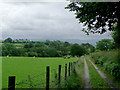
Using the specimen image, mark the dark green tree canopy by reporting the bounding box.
[81,43,95,53]
[112,24,120,47]
[4,37,13,43]
[96,39,113,51]
[70,43,86,56]
[66,2,119,34]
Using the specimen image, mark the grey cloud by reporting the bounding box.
[1,2,112,43]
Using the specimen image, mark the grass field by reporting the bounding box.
[2,57,78,88]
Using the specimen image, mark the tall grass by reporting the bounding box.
[60,57,85,88]
[91,49,120,64]
[90,49,120,87]
[60,65,80,88]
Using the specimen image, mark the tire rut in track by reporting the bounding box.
[84,58,92,88]
[88,58,118,88]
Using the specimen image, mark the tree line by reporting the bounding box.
[1,38,116,57]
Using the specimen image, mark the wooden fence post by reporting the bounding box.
[8,76,15,90]
[74,62,76,65]
[71,62,72,71]
[28,75,33,87]
[58,65,61,87]
[46,66,50,90]
[68,62,70,76]
[65,64,67,80]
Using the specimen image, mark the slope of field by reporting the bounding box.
[2,57,78,88]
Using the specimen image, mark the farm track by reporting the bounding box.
[88,57,118,88]
[84,58,91,88]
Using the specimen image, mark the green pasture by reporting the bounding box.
[2,57,78,88]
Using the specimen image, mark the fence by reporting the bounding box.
[5,60,79,90]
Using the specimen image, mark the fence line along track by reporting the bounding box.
[6,60,79,89]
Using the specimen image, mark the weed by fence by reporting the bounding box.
[3,60,79,90]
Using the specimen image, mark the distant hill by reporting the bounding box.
[61,39,98,47]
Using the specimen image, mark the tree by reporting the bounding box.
[2,43,16,56]
[96,39,113,51]
[70,43,86,57]
[4,37,13,43]
[46,47,57,57]
[112,24,120,48]
[65,2,120,36]
[24,42,34,48]
[81,43,95,54]
[27,52,38,57]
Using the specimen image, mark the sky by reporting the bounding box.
[0,1,113,44]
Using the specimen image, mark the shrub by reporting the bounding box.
[28,52,38,57]
[91,49,120,79]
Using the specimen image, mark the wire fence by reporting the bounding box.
[3,60,79,90]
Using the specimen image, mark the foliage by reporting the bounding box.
[24,42,34,48]
[112,24,120,47]
[66,2,119,34]
[60,66,80,88]
[104,63,120,79]
[81,43,95,54]
[27,52,38,57]
[96,39,114,51]
[4,38,13,43]
[91,49,120,79]
[2,39,72,57]
[2,43,16,56]
[70,43,87,57]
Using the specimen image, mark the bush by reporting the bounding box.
[98,58,104,66]
[60,67,80,88]
[70,43,87,57]
[104,63,120,79]
[91,49,120,79]
[27,52,38,57]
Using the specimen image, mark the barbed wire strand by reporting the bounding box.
[31,72,46,79]
[30,80,46,88]
[8,62,74,89]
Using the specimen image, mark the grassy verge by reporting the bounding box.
[90,49,120,88]
[60,68,80,88]
[89,56,120,88]
[85,56,110,88]
[60,56,85,88]
[75,56,85,88]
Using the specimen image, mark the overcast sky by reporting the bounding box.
[0,2,112,44]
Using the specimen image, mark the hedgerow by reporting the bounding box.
[91,49,120,79]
